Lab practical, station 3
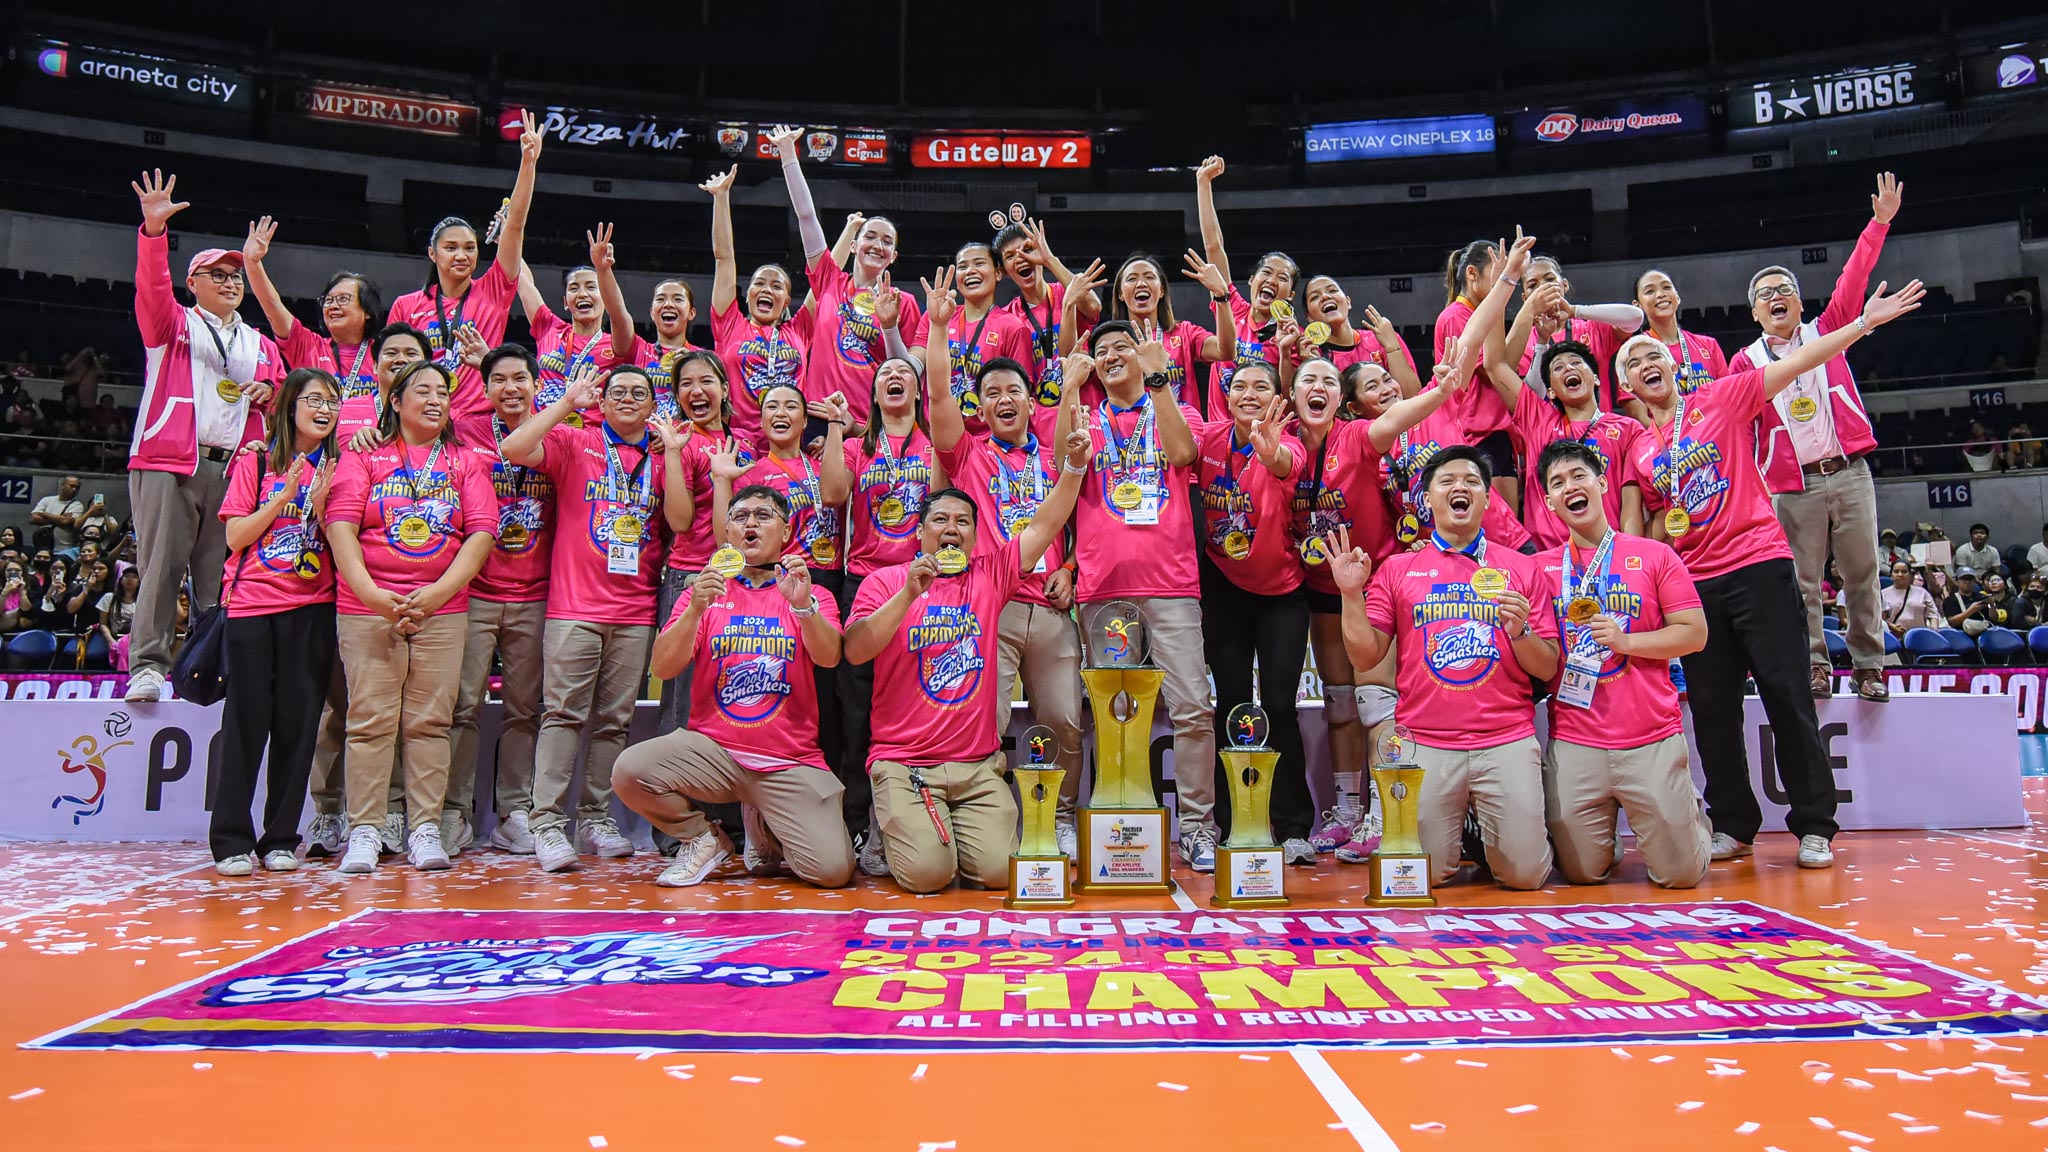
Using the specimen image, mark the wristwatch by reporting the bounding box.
[1210,293,1228,303]
[791,596,820,619]
[1143,372,1171,392]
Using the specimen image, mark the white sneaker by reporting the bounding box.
[439,810,473,857]
[1309,806,1362,853]
[379,811,406,855]
[490,810,537,854]
[408,823,451,871]
[1796,835,1835,869]
[304,813,346,858]
[535,826,578,873]
[1282,837,1318,866]
[214,853,255,877]
[1709,832,1753,861]
[338,826,381,874]
[857,826,889,877]
[741,804,783,876]
[576,817,634,858]
[123,667,164,703]
[1055,820,1078,859]
[1335,811,1384,863]
[261,850,299,873]
[657,828,734,887]
[1180,828,1217,873]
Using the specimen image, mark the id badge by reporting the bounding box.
[1032,552,1049,575]
[1126,491,1161,526]
[607,541,641,575]
[1557,651,1602,710]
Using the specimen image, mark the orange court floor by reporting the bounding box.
[3,784,2046,1152]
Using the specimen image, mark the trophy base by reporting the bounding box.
[1076,807,1176,895]
[1005,854,1076,909]
[1366,852,1437,907]
[1211,845,1289,908]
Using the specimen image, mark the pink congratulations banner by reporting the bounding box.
[36,904,2048,1052]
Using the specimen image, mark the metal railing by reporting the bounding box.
[0,432,131,474]
[1869,437,2048,478]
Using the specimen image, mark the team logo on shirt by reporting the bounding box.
[949,336,992,417]
[1649,437,1730,531]
[369,471,458,559]
[497,497,547,554]
[1390,439,1448,528]
[1550,579,1644,679]
[589,503,647,555]
[1199,476,1257,558]
[860,456,933,541]
[835,304,882,368]
[710,615,798,725]
[1415,587,1503,687]
[735,334,803,400]
[907,604,984,707]
[255,478,324,574]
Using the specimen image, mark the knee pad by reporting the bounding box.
[1322,686,1358,726]
[1355,685,1397,729]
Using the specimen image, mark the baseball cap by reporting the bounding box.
[185,249,245,277]
[1956,567,1978,578]
[1880,528,1898,540]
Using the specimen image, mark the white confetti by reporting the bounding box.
[1505,1104,1538,1114]
[1401,1053,1424,1064]
[1237,1054,1269,1062]
[191,1062,211,1071]
[1838,1133,1874,1145]
[730,1076,762,1084]
[1963,1110,2001,1121]
[1650,1055,1675,1064]
[911,1064,927,1080]
[773,1139,805,1148]
[1409,1122,1445,1132]
[588,1139,607,1149]
[1157,1082,1188,1092]
[1901,1125,1940,1134]
[1455,1059,1487,1068]
[1810,1117,1835,1130]
[9,1088,43,1101]
[1736,1122,1760,1134]
[1677,1102,1704,1112]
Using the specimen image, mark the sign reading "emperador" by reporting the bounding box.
[284,82,478,137]
[912,133,1091,169]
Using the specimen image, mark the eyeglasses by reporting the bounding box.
[298,396,341,412]
[606,388,653,402]
[729,509,785,526]
[319,294,359,309]
[1752,283,1798,302]
[198,269,245,286]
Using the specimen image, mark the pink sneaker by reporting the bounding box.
[1308,807,1360,853]
[1333,812,1383,863]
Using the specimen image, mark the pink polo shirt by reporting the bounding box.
[1194,420,1305,595]
[218,450,335,617]
[710,301,810,446]
[671,575,842,771]
[1536,532,1699,750]
[1292,418,1402,596]
[535,423,673,625]
[938,432,1065,609]
[737,450,843,573]
[325,438,498,616]
[1073,396,1204,603]
[1508,386,1645,552]
[279,325,376,400]
[1636,371,1793,581]
[943,306,1034,434]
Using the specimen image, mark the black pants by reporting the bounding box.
[823,569,868,835]
[1200,558,1312,840]
[1679,557,1839,843]
[209,602,337,860]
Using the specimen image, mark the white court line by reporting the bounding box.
[1169,884,1198,912]
[1291,1046,1400,1151]
[1932,829,2048,855]
[0,856,214,929]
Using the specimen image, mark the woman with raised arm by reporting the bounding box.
[1103,249,1236,410]
[1195,154,1300,411]
[385,110,541,418]
[995,216,1100,407]
[937,238,1034,438]
[621,275,704,422]
[1500,254,1645,410]
[1289,278,1417,393]
[704,164,809,449]
[518,223,639,417]
[242,218,382,400]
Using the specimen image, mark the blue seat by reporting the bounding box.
[1980,627,2026,665]
[2029,625,2048,662]
[1824,629,1850,666]
[4,629,58,670]
[1939,628,1981,664]
[1884,629,1901,657]
[1822,615,1842,633]
[1902,627,1956,666]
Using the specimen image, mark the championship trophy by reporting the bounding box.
[1212,703,1288,909]
[1076,602,1174,894]
[1367,724,1435,907]
[1006,725,1074,909]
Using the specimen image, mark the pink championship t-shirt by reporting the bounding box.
[711,301,810,447]
[453,414,557,603]
[1536,532,1700,749]
[1291,418,1401,596]
[1194,420,1304,595]
[218,449,335,617]
[937,433,1065,609]
[325,438,498,616]
[1509,387,1645,551]
[385,261,519,418]
[662,428,750,574]
[1386,403,1533,551]
[852,537,1023,768]
[943,306,1035,436]
[805,253,926,427]
[279,325,376,400]
[529,305,627,416]
[1635,370,1793,581]
[1002,281,1092,413]
[1664,328,1728,400]
[738,450,844,573]
[671,574,843,771]
[1364,538,1555,749]
[1073,396,1204,602]
[847,427,939,578]
[624,335,694,424]
[1520,317,1630,409]
[1434,298,1509,436]
[335,393,384,447]
[536,423,672,625]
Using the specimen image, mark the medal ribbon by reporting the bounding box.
[331,339,370,392]
[1653,391,1688,504]
[765,451,823,550]
[1098,398,1157,489]
[1558,529,1616,637]
[993,434,1047,509]
[200,312,242,381]
[492,415,533,500]
[602,426,654,512]
[429,282,470,366]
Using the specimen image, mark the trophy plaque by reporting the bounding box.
[1006,725,1074,909]
[1076,602,1174,894]
[1367,724,1436,907]
[1213,703,1287,909]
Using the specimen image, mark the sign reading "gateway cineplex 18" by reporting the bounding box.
[911,133,1091,169]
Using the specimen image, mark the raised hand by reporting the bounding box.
[1063,422,1093,472]
[769,123,802,161]
[518,109,544,165]
[455,321,490,369]
[1495,588,1532,639]
[244,216,277,263]
[904,552,939,598]
[1274,316,1302,353]
[1862,279,1926,329]
[922,266,959,328]
[564,364,604,410]
[776,554,814,608]
[1196,155,1226,185]
[1021,218,1056,266]
[1133,327,1171,376]
[1364,305,1397,341]
[1065,258,1108,310]
[708,437,747,480]
[587,222,616,271]
[873,272,902,331]
[647,415,684,454]
[1322,526,1373,593]
[131,170,189,235]
[1871,171,1904,225]
[1248,396,1285,459]
[691,566,729,603]
[1062,350,1096,387]
[699,165,737,198]
[1499,226,1537,284]
[1181,248,1229,297]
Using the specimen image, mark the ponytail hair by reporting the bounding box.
[1443,239,1498,306]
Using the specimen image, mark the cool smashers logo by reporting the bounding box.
[52,712,134,825]
[1413,582,1502,688]
[908,604,984,706]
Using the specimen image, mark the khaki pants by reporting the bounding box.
[1083,596,1213,835]
[337,612,465,834]
[446,598,546,822]
[1412,737,1552,891]
[532,619,653,833]
[872,753,1017,894]
[1544,735,1711,889]
[310,648,404,818]
[613,729,853,887]
[1774,458,1882,670]
[995,601,1084,816]
[127,461,230,677]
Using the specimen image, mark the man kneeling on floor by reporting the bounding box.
[841,424,1089,894]
[614,485,853,888]
[1531,439,1712,888]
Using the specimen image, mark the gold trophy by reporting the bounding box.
[1367,724,1435,907]
[1076,602,1174,894]
[1212,703,1288,909]
[1006,725,1074,909]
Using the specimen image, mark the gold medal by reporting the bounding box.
[1664,507,1691,537]
[1267,300,1293,321]
[1788,396,1819,423]
[1303,321,1331,346]
[876,496,907,527]
[1566,596,1601,626]
[850,290,878,316]
[1111,481,1145,511]
[1396,512,1422,545]
[1469,566,1508,600]
[499,523,529,549]
[1006,513,1033,537]
[293,551,322,579]
[396,515,432,549]
[565,412,586,429]
[215,378,243,404]
[1222,530,1252,560]
[1300,535,1328,566]
[810,536,837,564]
[933,545,970,576]
[708,545,746,578]
[612,515,644,545]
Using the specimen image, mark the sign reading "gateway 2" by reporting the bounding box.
[1305,115,1495,162]
[1731,63,1926,128]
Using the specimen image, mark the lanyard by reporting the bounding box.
[199,312,240,377]
[394,441,445,502]
[1565,410,1612,448]
[1017,294,1056,366]
[1558,530,1616,628]
[429,282,470,361]
[993,434,1047,507]
[602,426,653,510]
[492,415,533,499]
[764,450,819,512]
[332,339,369,385]
[1652,391,1688,500]
[1226,429,1255,491]
[1674,328,1695,369]
[563,325,607,379]
[876,427,915,483]
[1098,398,1156,477]
[290,446,325,519]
